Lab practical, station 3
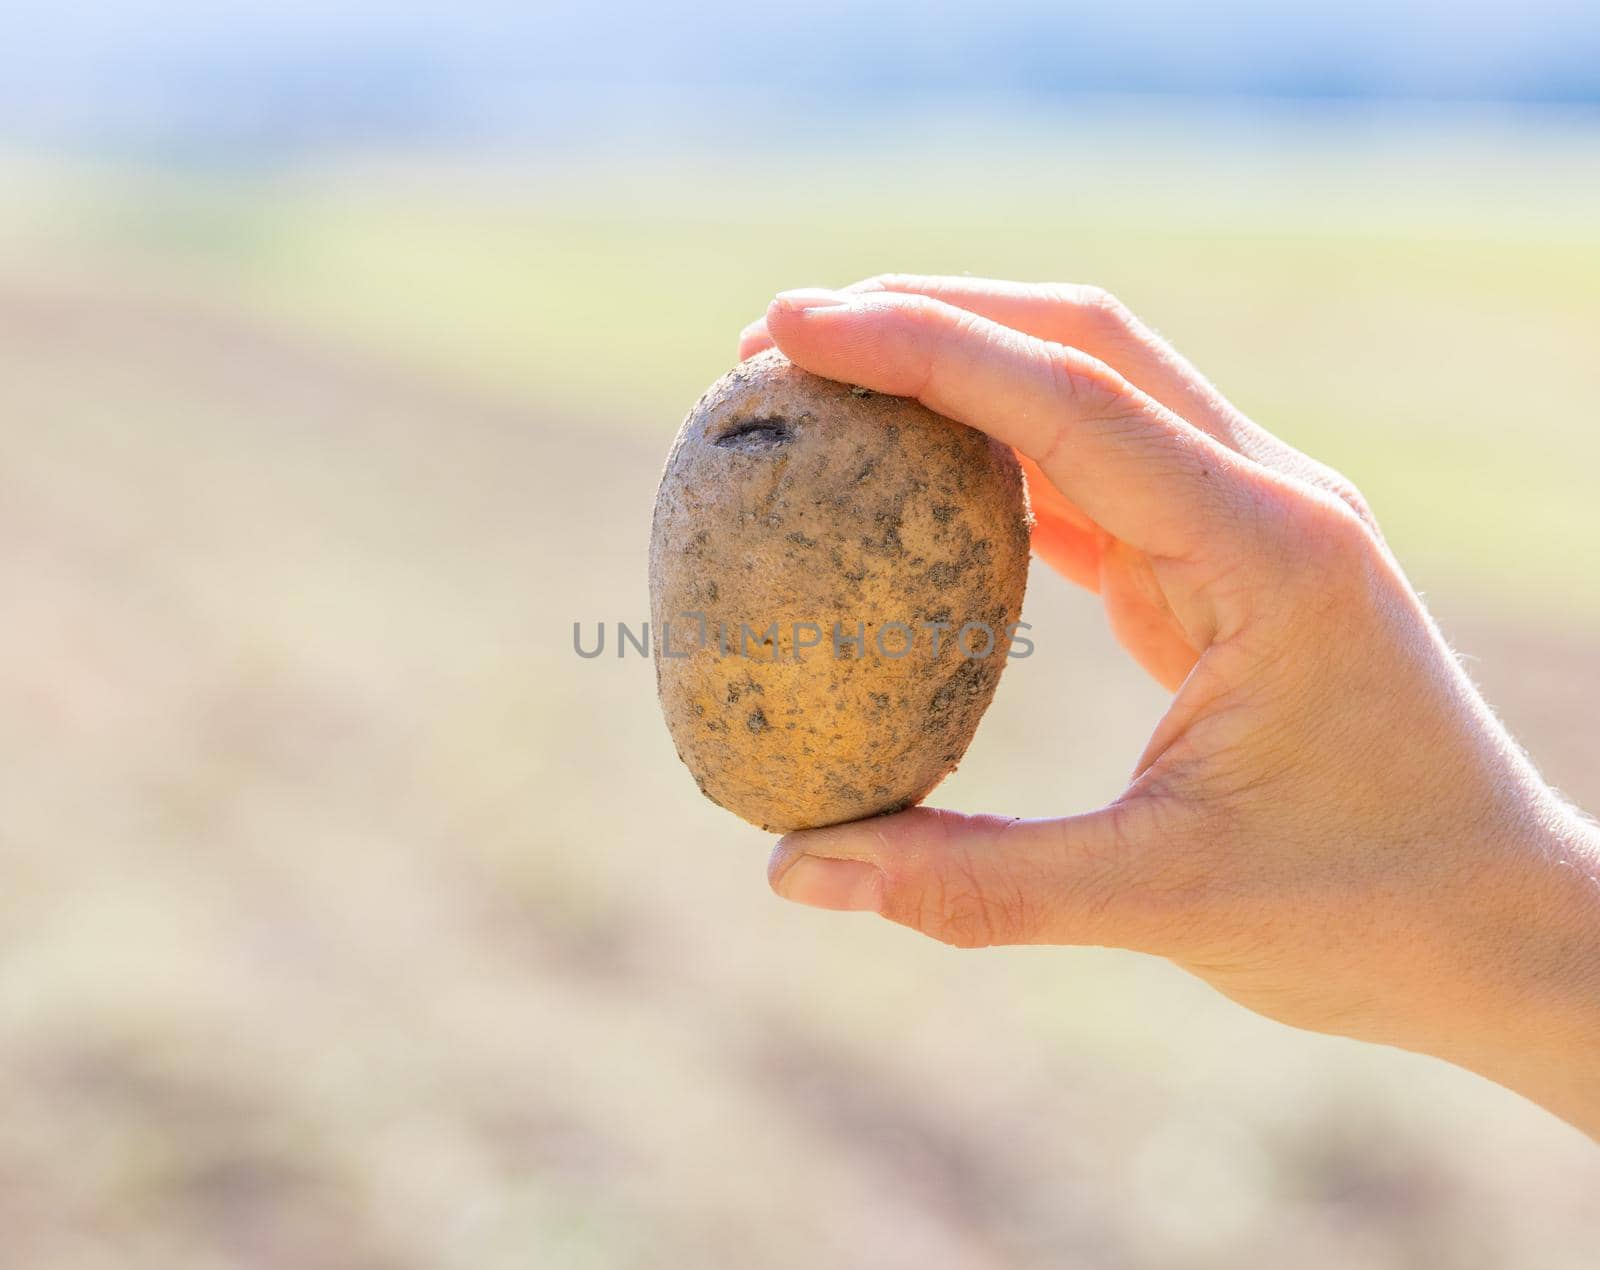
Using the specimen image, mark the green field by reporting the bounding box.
[7,138,1599,610]
[2,136,1598,1267]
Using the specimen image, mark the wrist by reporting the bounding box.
[1440,802,1600,1137]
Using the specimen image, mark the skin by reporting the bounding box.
[738,275,1600,1140]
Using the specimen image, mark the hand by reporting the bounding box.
[740,276,1600,1137]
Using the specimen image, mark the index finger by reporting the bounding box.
[763,288,1268,568]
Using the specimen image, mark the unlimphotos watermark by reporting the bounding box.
[573,613,1034,661]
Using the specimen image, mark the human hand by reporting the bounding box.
[740,276,1600,1137]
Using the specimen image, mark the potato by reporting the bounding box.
[650,350,1031,832]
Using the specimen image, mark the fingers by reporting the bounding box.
[768,804,1191,953]
[743,277,1378,534]
[763,288,1265,571]
[747,276,1243,443]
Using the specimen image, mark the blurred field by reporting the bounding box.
[1,132,1599,1268]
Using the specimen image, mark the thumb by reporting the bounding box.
[768,803,1172,950]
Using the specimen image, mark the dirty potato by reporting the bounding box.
[650,350,1031,832]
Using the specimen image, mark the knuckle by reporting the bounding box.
[1053,283,1140,342]
[944,301,994,343]
[1275,454,1379,530]
[879,293,960,395]
[1079,284,1134,329]
[888,290,951,333]
[929,893,1001,948]
[1290,456,1378,532]
[932,879,1011,949]
[1264,482,1383,598]
[1040,343,1127,412]
[1323,473,1377,530]
[1298,485,1376,554]
[909,840,1031,949]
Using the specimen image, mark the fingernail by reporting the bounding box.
[772,287,853,313]
[774,855,884,912]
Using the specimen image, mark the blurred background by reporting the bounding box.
[3,2,1599,1267]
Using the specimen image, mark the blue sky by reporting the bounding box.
[3,1,1597,154]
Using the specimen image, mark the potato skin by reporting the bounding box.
[650,350,1031,832]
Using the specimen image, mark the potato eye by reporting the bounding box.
[713,417,793,452]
